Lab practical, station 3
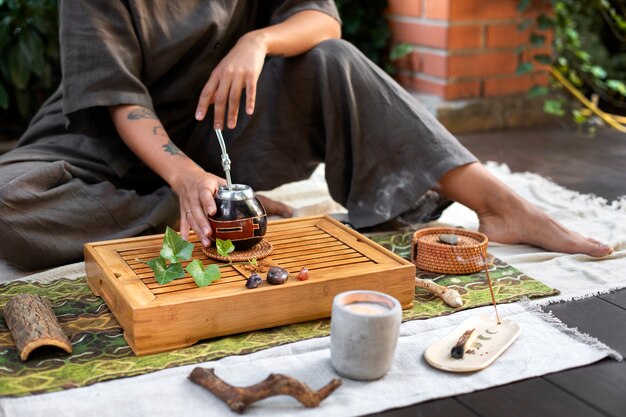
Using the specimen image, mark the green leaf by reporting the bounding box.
[544,99,565,116]
[516,62,534,75]
[565,28,579,41]
[248,258,258,266]
[143,257,185,285]
[389,43,412,61]
[8,44,30,89]
[216,238,235,258]
[160,226,194,263]
[517,0,531,12]
[517,19,532,31]
[528,85,549,98]
[530,33,546,47]
[589,66,607,79]
[19,29,45,77]
[533,54,552,65]
[537,14,556,30]
[607,80,626,96]
[185,259,221,287]
[0,16,11,51]
[0,81,8,110]
[572,109,587,125]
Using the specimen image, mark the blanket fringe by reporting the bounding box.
[519,297,623,361]
[485,162,626,213]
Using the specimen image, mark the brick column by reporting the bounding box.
[387,0,551,101]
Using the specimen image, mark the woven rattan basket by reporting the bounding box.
[411,227,488,274]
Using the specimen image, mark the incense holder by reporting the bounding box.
[424,314,520,372]
[209,184,267,251]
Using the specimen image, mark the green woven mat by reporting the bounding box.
[0,231,558,397]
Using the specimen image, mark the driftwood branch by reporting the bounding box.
[3,293,73,361]
[189,367,342,413]
[415,277,463,308]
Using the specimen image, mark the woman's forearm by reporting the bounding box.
[108,104,204,191]
[248,9,341,57]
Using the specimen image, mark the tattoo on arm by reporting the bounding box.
[152,125,167,137]
[162,140,181,155]
[127,108,157,120]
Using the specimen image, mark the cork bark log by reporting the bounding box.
[3,293,73,361]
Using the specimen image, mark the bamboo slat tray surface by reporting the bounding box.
[84,215,416,356]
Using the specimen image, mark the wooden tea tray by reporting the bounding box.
[84,215,416,356]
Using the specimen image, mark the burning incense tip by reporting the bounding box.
[451,328,477,359]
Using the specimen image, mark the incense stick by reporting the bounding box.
[481,252,501,325]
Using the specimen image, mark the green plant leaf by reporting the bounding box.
[533,54,552,65]
[544,99,566,116]
[530,33,546,47]
[572,109,587,125]
[0,16,11,51]
[607,80,626,96]
[8,45,30,89]
[537,14,556,30]
[516,62,534,75]
[185,259,221,287]
[589,66,607,79]
[160,226,194,263]
[19,29,45,77]
[517,19,532,31]
[517,0,531,12]
[143,257,185,285]
[0,81,8,110]
[216,238,235,258]
[528,85,549,98]
[249,258,258,266]
[389,43,412,61]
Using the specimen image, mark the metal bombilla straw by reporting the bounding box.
[215,129,233,191]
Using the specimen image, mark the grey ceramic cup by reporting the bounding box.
[330,290,402,380]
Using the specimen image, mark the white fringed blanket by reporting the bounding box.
[1,163,624,417]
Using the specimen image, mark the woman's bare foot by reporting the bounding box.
[257,195,293,218]
[477,198,613,257]
[438,162,613,257]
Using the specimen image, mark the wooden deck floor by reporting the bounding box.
[371,126,626,417]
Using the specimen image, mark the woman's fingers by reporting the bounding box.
[245,75,257,115]
[196,76,219,122]
[180,208,191,241]
[188,204,212,247]
[176,173,226,248]
[227,76,244,129]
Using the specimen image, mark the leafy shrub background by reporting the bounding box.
[519,0,626,118]
[0,0,60,132]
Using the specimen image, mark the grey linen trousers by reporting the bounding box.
[0,40,476,270]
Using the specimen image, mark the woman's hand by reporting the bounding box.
[195,32,267,130]
[173,168,227,246]
[174,169,294,246]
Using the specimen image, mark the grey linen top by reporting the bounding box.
[50,0,340,176]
